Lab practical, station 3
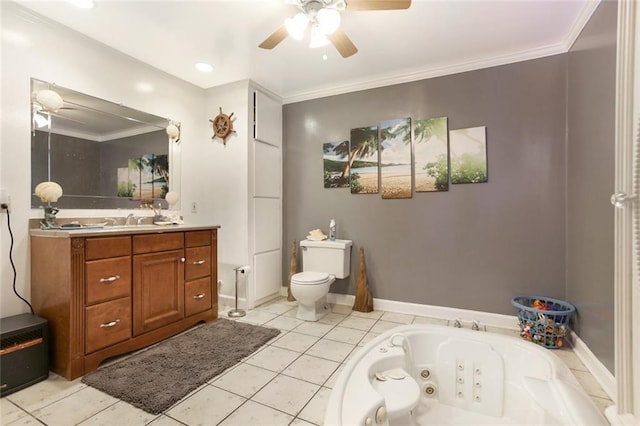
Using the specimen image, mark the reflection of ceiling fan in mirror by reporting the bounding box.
[259,0,411,58]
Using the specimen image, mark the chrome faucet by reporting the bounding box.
[104,217,118,226]
[125,213,136,226]
[137,217,146,225]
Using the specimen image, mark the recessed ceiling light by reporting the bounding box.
[67,0,94,9]
[195,62,214,73]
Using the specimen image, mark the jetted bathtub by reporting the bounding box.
[325,324,608,425]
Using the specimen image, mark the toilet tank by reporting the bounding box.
[300,239,352,279]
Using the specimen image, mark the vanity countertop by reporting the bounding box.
[30,223,220,238]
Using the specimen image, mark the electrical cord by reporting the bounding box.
[2,205,35,314]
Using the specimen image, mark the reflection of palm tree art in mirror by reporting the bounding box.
[349,126,379,194]
[380,118,412,199]
[323,141,350,188]
[117,154,169,199]
[449,126,488,184]
[414,117,449,192]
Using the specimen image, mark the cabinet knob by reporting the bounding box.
[193,293,206,299]
[99,275,120,283]
[192,260,206,265]
[180,257,186,263]
[99,319,120,328]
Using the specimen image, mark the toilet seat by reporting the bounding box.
[292,271,330,285]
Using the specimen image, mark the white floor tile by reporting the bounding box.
[324,326,367,345]
[1,398,28,424]
[553,348,588,371]
[335,316,376,332]
[282,308,299,318]
[290,418,316,426]
[256,302,295,316]
[571,370,611,399]
[271,331,319,353]
[318,312,347,326]
[212,363,277,398]
[252,376,319,416]
[282,354,340,385]
[331,304,353,315]
[218,400,293,426]
[294,321,334,337]
[370,320,403,334]
[324,364,345,389]
[298,387,332,425]
[307,339,355,363]
[350,310,384,320]
[146,415,185,426]
[6,373,87,413]
[380,311,415,324]
[2,414,42,425]
[235,310,278,325]
[166,385,245,425]
[590,395,614,415]
[264,316,305,331]
[31,387,118,426]
[358,331,381,346]
[76,400,157,425]
[244,345,301,372]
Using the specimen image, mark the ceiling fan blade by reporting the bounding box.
[259,24,289,49]
[327,28,358,58]
[345,0,411,11]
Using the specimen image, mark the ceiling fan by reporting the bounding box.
[259,0,411,58]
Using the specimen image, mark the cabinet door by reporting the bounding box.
[133,249,185,335]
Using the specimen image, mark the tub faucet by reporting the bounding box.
[104,217,118,226]
[472,320,480,331]
[137,217,147,225]
[453,319,462,328]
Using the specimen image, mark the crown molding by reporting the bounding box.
[282,1,601,105]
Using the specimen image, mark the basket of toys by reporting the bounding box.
[510,296,575,349]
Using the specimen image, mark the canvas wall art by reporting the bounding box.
[323,140,350,188]
[349,126,379,194]
[414,117,449,192]
[117,154,169,199]
[380,118,412,199]
[449,126,488,184]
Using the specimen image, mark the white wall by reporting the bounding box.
[0,3,206,317]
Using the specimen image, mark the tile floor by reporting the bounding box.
[1,298,614,425]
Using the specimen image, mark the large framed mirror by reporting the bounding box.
[31,78,180,209]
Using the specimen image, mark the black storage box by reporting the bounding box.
[1,313,49,396]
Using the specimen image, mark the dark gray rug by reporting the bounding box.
[81,318,280,414]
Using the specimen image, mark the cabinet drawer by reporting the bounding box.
[86,257,131,305]
[86,237,131,260]
[133,232,183,254]
[85,297,131,354]
[185,246,211,281]
[185,230,211,248]
[185,277,212,317]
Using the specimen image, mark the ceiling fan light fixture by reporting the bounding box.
[285,12,309,40]
[309,25,330,48]
[317,8,340,35]
[36,89,64,112]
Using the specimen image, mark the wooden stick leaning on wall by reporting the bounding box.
[353,247,373,312]
[287,240,297,302]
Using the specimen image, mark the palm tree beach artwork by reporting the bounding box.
[414,117,449,192]
[380,118,412,199]
[117,154,169,199]
[349,126,379,194]
[323,141,350,188]
[449,127,488,184]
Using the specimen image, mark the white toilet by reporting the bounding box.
[290,239,352,321]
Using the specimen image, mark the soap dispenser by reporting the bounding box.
[329,219,336,241]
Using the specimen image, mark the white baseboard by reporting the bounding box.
[605,406,640,426]
[326,292,520,330]
[568,330,616,401]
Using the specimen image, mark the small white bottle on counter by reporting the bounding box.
[329,219,336,241]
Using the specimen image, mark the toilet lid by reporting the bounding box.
[292,271,330,285]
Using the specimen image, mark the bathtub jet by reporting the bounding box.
[325,324,608,425]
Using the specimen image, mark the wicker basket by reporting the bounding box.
[511,296,575,349]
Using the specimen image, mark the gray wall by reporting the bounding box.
[284,55,568,314]
[567,0,617,373]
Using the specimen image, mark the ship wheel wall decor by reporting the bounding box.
[210,107,236,145]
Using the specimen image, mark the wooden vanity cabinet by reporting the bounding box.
[30,227,218,380]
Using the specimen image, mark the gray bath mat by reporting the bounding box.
[81,318,280,414]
